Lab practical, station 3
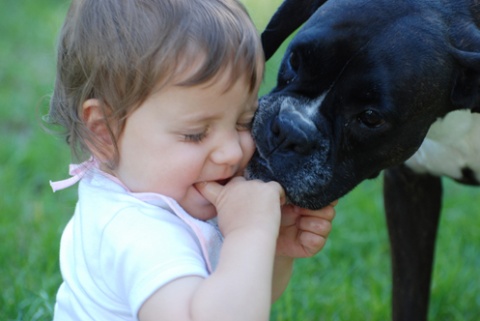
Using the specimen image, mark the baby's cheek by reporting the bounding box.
[242,133,256,162]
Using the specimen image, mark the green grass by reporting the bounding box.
[1,0,479,320]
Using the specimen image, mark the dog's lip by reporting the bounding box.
[249,152,274,176]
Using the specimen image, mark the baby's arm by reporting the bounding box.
[139,177,284,321]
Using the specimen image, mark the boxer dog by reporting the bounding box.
[246,0,480,320]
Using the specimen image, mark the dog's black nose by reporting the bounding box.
[270,112,316,155]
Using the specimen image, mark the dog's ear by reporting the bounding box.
[450,23,480,113]
[262,0,327,60]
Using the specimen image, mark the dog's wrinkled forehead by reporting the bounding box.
[307,0,445,33]
[278,3,452,107]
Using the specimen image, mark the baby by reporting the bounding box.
[48,0,336,320]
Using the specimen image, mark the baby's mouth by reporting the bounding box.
[215,178,231,186]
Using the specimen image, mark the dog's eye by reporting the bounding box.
[357,110,385,128]
[279,51,301,86]
[288,52,300,72]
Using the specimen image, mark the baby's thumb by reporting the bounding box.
[195,181,222,205]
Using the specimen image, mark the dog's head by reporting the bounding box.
[247,0,480,209]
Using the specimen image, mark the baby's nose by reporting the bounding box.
[210,136,244,166]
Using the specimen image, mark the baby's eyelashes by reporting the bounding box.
[182,118,253,143]
[236,121,253,131]
[236,113,255,131]
[184,132,208,143]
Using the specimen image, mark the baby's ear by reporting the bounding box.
[82,99,116,162]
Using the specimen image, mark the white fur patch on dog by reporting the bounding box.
[405,110,480,181]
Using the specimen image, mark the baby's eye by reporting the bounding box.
[236,119,253,131]
[183,131,207,143]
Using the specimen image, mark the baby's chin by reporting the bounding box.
[191,205,217,221]
[179,197,217,221]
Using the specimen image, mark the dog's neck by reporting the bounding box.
[405,110,480,185]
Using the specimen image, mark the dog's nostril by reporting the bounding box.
[291,142,309,154]
[270,114,314,155]
[272,117,281,136]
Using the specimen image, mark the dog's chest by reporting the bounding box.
[405,110,480,183]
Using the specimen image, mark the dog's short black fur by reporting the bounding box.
[246,0,480,320]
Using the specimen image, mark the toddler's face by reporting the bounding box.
[113,71,259,220]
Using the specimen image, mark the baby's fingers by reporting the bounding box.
[297,215,333,257]
[293,203,337,221]
[298,231,327,256]
[298,216,333,237]
[195,181,223,205]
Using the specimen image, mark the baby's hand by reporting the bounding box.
[195,177,285,236]
[276,201,337,258]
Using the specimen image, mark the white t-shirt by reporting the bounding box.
[53,168,223,321]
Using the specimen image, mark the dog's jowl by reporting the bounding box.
[247,0,480,320]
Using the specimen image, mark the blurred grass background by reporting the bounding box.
[1,0,479,320]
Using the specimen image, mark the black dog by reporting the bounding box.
[246,0,480,320]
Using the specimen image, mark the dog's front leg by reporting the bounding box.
[383,165,442,321]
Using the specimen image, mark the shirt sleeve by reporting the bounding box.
[98,205,209,318]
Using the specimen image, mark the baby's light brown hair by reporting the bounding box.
[48,0,263,167]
